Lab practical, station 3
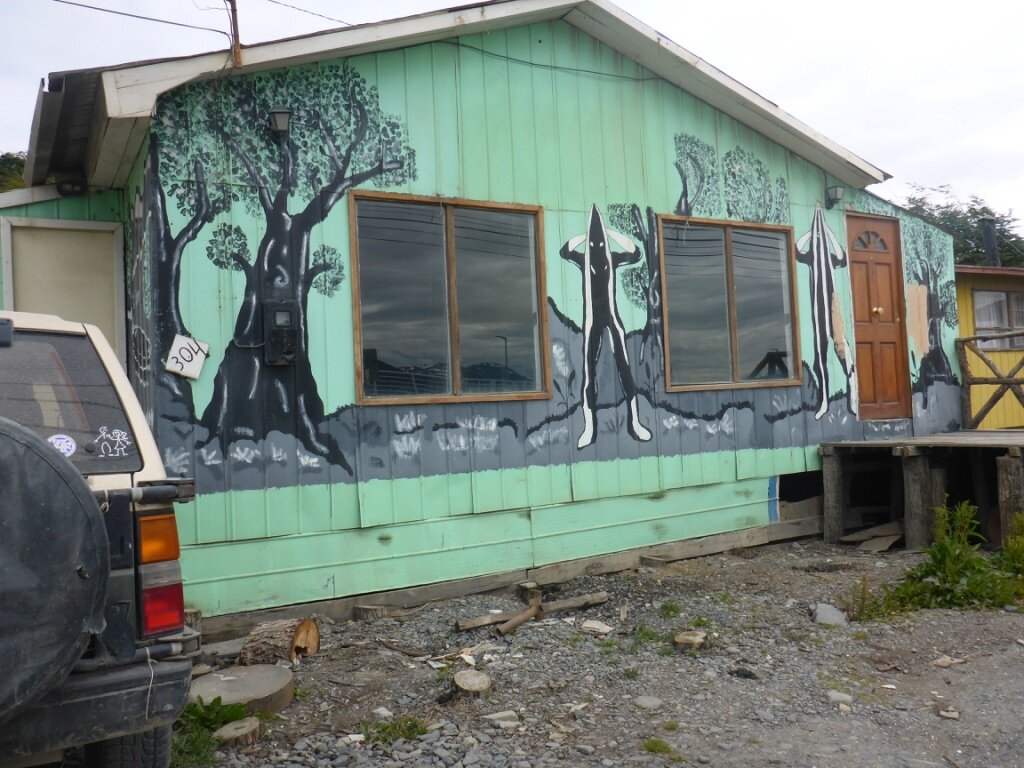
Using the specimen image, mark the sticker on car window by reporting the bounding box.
[94,426,133,458]
[48,434,77,457]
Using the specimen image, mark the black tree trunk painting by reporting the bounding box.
[146,138,220,422]
[151,63,415,471]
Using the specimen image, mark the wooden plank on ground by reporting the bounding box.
[839,521,904,543]
[767,516,822,541]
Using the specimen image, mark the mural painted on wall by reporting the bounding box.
[141,53,961,492]
[673,135,722,218]
[901,217,959,392]
[150,63,415,474]
[559,205,651,448]
[795,206,859,419]
[722,147,789,225]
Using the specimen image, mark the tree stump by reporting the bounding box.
[239,618,320,665]
[452,669,491,699]
[213,717,262,746]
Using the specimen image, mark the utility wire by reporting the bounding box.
[51,0,232,41]
[264,0,350,26]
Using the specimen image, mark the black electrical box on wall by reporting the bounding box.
[263,300,298,365]
[0,318,12,347]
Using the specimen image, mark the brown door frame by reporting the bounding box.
[846,213,912,419]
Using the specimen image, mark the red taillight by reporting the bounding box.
[141,582,185,636]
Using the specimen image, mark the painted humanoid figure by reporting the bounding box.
[560,205,652,448]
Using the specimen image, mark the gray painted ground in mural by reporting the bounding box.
[210,541,1024,768]
[163,262,963,490]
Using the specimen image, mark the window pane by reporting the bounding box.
[663,224,731,384]
[454,208,541,393]
[733,229,793,380]
[974,291,1009,350]
[0,331,141,474]
[357,200,452,397]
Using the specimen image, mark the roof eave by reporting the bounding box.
[28,0,889,191]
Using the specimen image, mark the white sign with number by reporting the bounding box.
[164,334,210,380]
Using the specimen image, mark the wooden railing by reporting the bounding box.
[955,330,1024,429]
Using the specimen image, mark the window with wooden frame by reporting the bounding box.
[351,192,549,403]
[658,216,799,390]
[973,289,1024,349]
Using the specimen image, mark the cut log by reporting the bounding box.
[184,608,203,637]
[497,601,542,636]
[189,664,293,715]
[213,716,262,746]
[452,669,491,698]
[454,591,608,631]
[354,604,390,622]
[239,618,320,665]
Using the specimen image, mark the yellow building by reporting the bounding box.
[955,264,1024,428]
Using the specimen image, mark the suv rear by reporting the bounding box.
[0,311,199,767]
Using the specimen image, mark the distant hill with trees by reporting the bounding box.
[0,152,26,192]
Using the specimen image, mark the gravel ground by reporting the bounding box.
[211,540,1024,768]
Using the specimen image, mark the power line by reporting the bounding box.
[51,0,232,41]
[264,0,350,26]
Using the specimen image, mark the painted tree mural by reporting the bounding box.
[152,63,415,469]
[673,134,721,217]
[607,202,662,387]
[902,219,958,388]
[722,147,788,224]
[147,137,233,419]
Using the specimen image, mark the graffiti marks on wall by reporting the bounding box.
[560,205,652,448]
[795,207,858,419]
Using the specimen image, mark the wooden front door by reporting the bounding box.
[847,215,911,419]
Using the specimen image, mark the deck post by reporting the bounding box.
[821,446,846,545]
[995,452,1023,545]
[901,448,933,550]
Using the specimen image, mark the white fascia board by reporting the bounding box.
[0,185,62,210]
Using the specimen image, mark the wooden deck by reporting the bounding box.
[823,429,1024,451]
[821,430,1022,550]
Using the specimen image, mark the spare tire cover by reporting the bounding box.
[0,416,109,725]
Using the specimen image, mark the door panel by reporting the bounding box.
[847,216,911,419]
[857,341,876,403]
[851,262,871,323]
[3,221,124,362]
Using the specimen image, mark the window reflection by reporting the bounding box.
[733,229,792,380]
[662,220,795,388]
[455,208,540,393]
[355,198,544,399]
[358,200,452,396]
[663,225,731,385]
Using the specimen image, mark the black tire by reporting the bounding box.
[83,725,173,768]
[0,417,109,726]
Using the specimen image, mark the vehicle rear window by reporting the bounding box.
[0,330,142,474]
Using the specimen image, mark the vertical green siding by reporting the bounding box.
[129,20,957,617]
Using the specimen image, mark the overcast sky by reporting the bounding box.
[4,0,1023,225]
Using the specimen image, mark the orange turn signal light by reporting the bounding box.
[138,513,181,564]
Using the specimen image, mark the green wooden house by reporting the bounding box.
[0,0,961,618]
